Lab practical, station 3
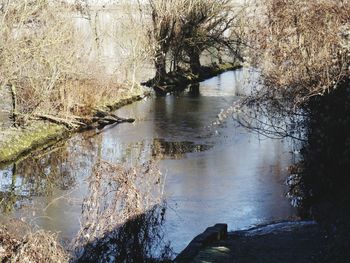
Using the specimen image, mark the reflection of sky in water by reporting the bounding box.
[0,69,297,254]
[0,168,26,194]
[199,68,259,97]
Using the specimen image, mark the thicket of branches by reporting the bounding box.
[244,2,350,261]
[0,0,76,116]
[0,0,247,123]
[72,159,171,262]
[248,0,350,104]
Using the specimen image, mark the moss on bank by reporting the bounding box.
[0,87,147,165]
[97,88,149,112]
[0,123,68,165]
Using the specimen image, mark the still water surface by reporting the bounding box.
[0,69,297,255]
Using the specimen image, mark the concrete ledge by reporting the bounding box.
[175,223,227,263]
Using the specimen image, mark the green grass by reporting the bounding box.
[0,122,68,164]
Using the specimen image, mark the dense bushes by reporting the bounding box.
[248,0,350,104]
[247,1,350,261]
[298,79,350,262]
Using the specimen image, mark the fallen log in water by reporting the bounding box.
[24,110,135,130]
[82,109,135,129]
[33,114,86,129]
[1,93,144,164]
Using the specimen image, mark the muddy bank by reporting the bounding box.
[175,221,326,263]
[0,90,148,165]
[142,63,242,94]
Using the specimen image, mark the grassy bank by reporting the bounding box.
[0,123,68,166]
[0,88,147,165]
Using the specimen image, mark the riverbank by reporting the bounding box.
[0,69,306,262]
[175,221,326,263]
[142,63,242,94]
[0,87,148,165]
[0,64,243,165]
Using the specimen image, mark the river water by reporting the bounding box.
[0,69,297,258]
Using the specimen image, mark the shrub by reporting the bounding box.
[248,0,350,104]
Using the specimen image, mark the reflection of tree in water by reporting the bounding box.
[0,164,19,213]
[0,144,75,213]
[152,138,211,159]
[188,83,200,97]
[153,87,205,138]
[72,160,173,262]
[0,130,102,213]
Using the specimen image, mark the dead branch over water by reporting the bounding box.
[72,159,170,262]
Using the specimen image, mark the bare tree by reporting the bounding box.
[145,0,178,80]
[133,0,245,80]
[173,0,245,74]
[0,0,135,126]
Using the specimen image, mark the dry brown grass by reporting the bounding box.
[247,0,350,104]
[0,0,131,123]
[0,220,68,263]
[0,1,75,114]
[57,78,130,117]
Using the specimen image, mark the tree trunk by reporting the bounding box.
[189,49,201,75]
[154,53,167,81]
[9,84,17,126]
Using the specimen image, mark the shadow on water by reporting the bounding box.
[74,205,172,263]
[0,137,175,262]
[70,159,173,263]
[242,77,350,262]
[152,139,212,160]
